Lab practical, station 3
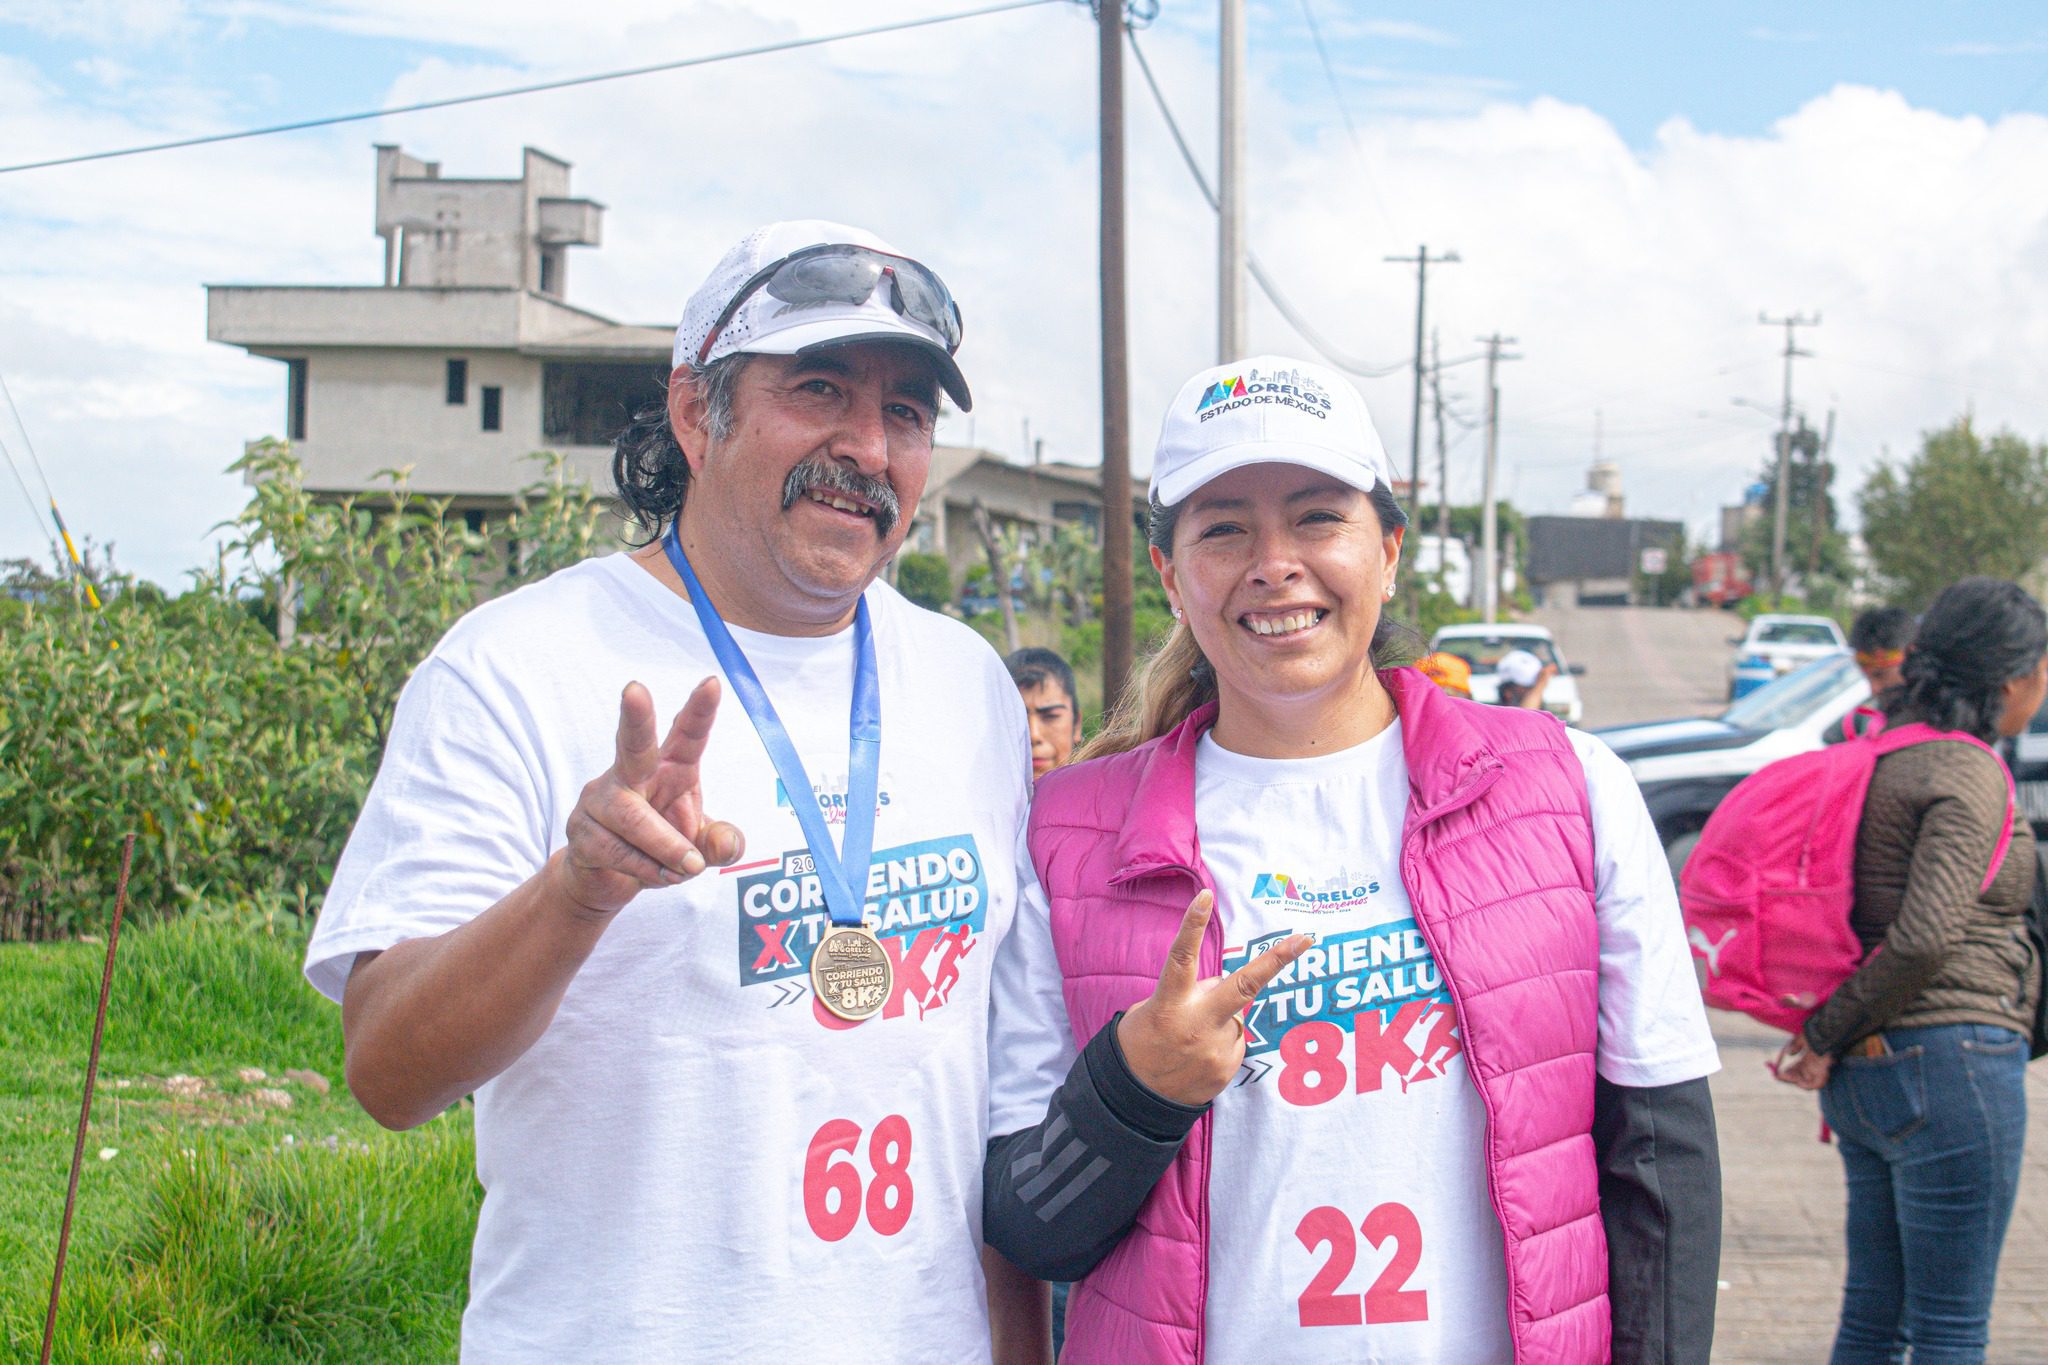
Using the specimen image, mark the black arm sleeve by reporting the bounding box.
[1592,1075,1723,1365]
[984,1012,1206,1282]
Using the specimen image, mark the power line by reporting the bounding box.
[1125,29,1408,378]
[1294,0,1399,241]
[0,371,59,505]
[0,371,103,603]
[0,0,1063,176]
[0,431,48,543]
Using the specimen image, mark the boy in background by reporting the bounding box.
[1006,648,1082,780]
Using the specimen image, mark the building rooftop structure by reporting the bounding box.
[206,144,669,506]
[204,143,1135,610]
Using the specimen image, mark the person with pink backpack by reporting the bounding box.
[979,357,1722,1364]
[1764,579,2043,1365]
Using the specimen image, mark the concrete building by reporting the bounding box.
[207,144,670,522]
[205,143,1137,606]
[908,452,1147,588]
[1526,513,1683,607]
[1567,458,1626,519]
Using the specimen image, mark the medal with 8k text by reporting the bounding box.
[663,523,891,1021]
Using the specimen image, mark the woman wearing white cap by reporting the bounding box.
[982,357,1722,1363]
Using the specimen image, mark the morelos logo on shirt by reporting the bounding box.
[1225,918,1462,1105]
[728,834,986,1029]
[775,777,894,827]
[1194,364,1336,423]
[1249,871,1381,914]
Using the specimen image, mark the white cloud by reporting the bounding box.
[1747,27,1819,45]
[1324,18,1460,49]
[5,5,2048,588]
[1935,39,2048,58]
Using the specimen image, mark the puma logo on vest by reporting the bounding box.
[1688,926,1736,977]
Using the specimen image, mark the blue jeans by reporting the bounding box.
[1818,1023,2029,1364]
[1051,1280,1069,1359]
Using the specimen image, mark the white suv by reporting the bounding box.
[1729,614,1847,697]
[1427,623,1585,724]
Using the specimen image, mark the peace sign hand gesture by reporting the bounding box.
[1115,891,1312,1106]
[551,678,746,919]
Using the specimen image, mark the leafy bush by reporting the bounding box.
[0,588,367,940]
[893,552,953,611]
[0,444,611,940]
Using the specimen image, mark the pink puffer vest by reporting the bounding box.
[1028,668,1609,1364]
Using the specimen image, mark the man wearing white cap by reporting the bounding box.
[1495,647,1558,710]
[307,221,1050,1361]
[983,357,1723,1363]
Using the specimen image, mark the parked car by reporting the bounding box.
[1427,623,1586,724]
[1595,652,1870,878]
[1727,613,1847,699]
[2005,696,2048,836]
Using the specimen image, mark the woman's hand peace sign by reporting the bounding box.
[1115,890,1313,1106]
[550,678,746,919]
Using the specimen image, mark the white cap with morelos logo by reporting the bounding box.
[673,219,971,411]
[1149,354,1393,506]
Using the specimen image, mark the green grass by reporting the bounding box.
[0,917,477,1361]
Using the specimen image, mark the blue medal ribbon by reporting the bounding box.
[662,522,879,929]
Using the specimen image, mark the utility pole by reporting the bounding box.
[1385,246,1459,600]
[1759,310,1819,603]
[1477,332,1521,623]
[1098,1,1134,708]
[1217,0,1247,360]
[1428,329,1450,549]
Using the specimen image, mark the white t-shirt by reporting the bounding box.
[986,717,1720,1364]
[305,554,1034,1364]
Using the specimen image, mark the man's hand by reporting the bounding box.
[551,678,745,918]
[1115,890,1311,1106]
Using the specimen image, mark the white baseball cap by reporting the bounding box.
[673,219,971,410]
[1149,355,1393,506]
[1496,650,1545,689]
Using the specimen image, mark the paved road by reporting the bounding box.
[1525,605,2048,1362]
[1529,602,1741,728]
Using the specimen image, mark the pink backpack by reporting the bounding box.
[1678,720,2015,1032]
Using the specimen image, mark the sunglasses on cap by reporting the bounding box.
[696,243,965,365]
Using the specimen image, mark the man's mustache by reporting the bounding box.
[781,456,901,536]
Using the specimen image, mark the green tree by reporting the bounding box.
[1737,421,1852,595]
[1858,417,2048,607]
[893,552,953,611]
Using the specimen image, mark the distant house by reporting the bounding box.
[909,452,1145,588]
[1526,515,1683,607]
[204,143,1136,601]
[206,144,668,529]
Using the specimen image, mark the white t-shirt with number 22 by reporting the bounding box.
[1194,719,1718,1364]
[304,554,1034,1364]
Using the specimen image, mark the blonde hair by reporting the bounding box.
[1078,483,1414,761]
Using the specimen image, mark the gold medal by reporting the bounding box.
[810,924,894,1022]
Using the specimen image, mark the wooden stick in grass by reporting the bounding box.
[40,832,135,1365]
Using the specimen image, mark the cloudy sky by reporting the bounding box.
[4,0,2048,585]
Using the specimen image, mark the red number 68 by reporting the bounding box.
[802,1115,914,1242]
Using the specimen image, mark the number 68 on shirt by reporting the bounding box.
[802,1115,914,1242]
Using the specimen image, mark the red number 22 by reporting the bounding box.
[1295,1203,1429,1328]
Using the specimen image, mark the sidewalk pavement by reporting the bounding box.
[1709,1010,2048,1363]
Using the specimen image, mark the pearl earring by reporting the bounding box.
[1172,607,1183,621]
[1384,582,1396,599]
